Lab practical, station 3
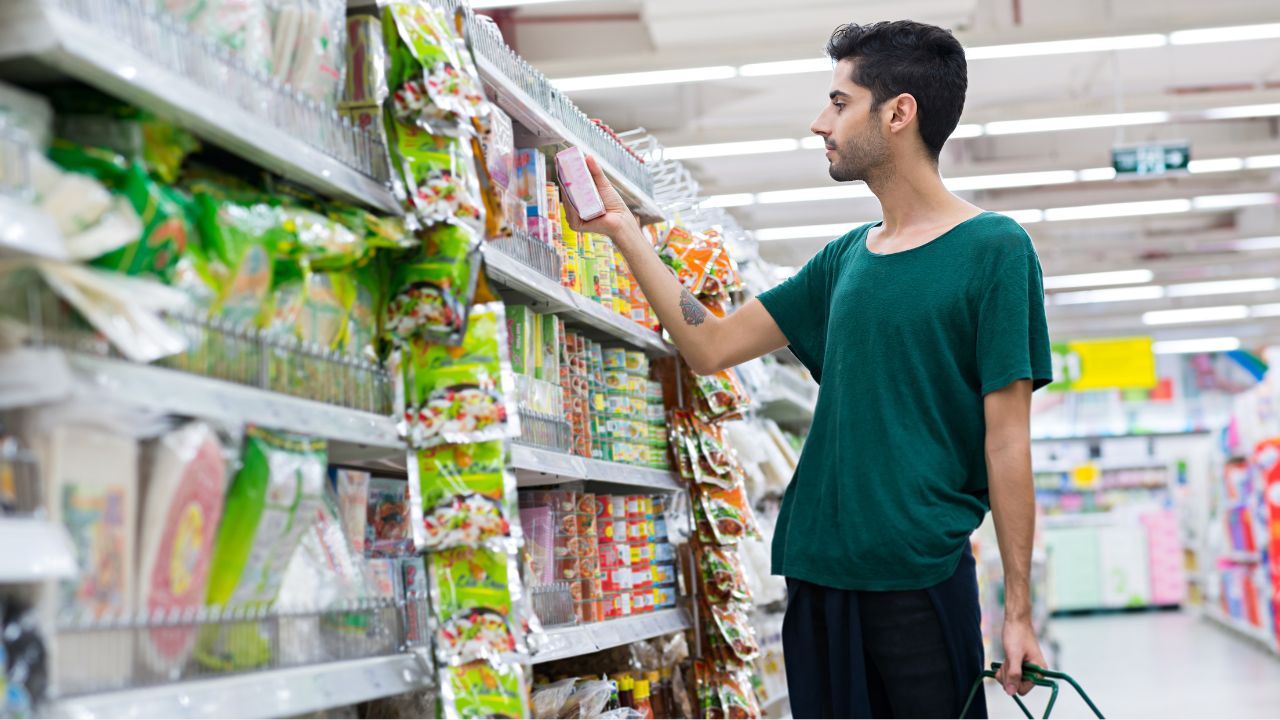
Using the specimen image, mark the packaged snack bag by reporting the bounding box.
[367,477,413,557]
[440,660,529,719]
[429,547,523,664]
[409,441,517,551]
[385,223,481,347]
[397,302,519,448]
[698,545,751,605]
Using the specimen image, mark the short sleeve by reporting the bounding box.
[977,251,1054,395]
[757,239,842,383]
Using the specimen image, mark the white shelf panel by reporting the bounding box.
[511,444,680,491]
[0,1,398,214]
[0,517,77,583]
[482,245,674,356]
[533,608,690,664]
[0,348,401,449]
[46,653,433,719]
[1203,607,1278,655]
[475,55,664,226]
[757,388,816,426]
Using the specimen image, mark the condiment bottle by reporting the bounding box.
[633,679,654,720]
[616,674,634,709]
[646,671,666,718]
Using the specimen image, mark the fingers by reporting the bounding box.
[1004,656,1022,696]
[585,155,615,195]
[560,187,583,230]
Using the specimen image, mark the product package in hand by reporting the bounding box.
[396,302,519,449]
[555,146,606,222]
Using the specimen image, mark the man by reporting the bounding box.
[564,19,1052,719]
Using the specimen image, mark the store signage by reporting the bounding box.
[1049,337,1157,392]
[1112,142,1190,177]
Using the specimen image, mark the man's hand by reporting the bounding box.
[997,617,1048,696]
[561,155,637,239]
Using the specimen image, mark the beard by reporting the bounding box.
[827,122,889,183]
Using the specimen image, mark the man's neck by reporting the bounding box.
[868,161,972,236]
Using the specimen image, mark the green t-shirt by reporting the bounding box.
[757,211,1053,591]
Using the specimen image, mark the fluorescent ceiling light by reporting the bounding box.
[1166,277,1280,297]
[1077,167,1118,182]
[985,111,1170,135]
[1191,193,1276,210]
[951,124,985,139]
[757,185,873,204]
[756,222,865,242]
[738,58,830,77]
[965,34,1166,60]
[1044,269,1154,290]
[943,169,1077,191]
[1234,236,1280,251]
[799,136,827,150]
[1169,23,1280,45]
[1250,303,1280,318]
[1002,209,1045,224]
[472,0,592,5]
[1202,103,1280,120]
[1053,286,1165,305]
[702,193,755,208]
[1153,337,1240,354]
[1143,305,1249,326]
[1245,154,1280,169]
[1188,158,1245,173]
[1045,198,1191,222]
[553,65,736,92]
[664,138,798,160]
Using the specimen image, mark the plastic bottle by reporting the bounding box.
[646,671,666,718]
[633,679,654,720]
[616,674,634,710]
[605,677,619,711]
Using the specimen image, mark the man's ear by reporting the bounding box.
[887,93,919,135]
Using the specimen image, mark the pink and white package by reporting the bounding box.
[555,146,606,221]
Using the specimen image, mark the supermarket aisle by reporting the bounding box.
[985,610,1280,718]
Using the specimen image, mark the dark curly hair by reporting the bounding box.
[826,20,968,160]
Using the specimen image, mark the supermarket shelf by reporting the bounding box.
[0,348,401,449]
[1034,463,1169,474]
[0,1,399,214]
[45,653,433,719]
[475,55,664,226]
[1031,430,1211,443]
[0,517,77,583]
[1203,606,1279,655]
[756,388,816,427]
[482,245,674,356]
[533,608,690,664]
[1034,483,1169,493]
[511,443,681,492]
[1219,550,1262,564]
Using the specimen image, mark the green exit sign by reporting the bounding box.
[1112,142,1191,177]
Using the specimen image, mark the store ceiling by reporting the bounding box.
[495,0,1280,345]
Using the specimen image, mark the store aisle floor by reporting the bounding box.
[984,610,1280,718]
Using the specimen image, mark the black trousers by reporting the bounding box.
[782,546,987,719]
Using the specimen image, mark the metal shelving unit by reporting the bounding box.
[46,653,434,720]
[1202,606,1279,656]
[0,348,400,451]
[532,608,690,664]
[511,443,681,492]
[0,0,398,214]
[482,245,674,356]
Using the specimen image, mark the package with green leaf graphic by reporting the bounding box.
[385,118,485,232]
[409,441,518,552]
[429,547,524,665]
[440,660,529,720]
[386,224,482,347]
[383,0,487,129]
[396,302,518,448]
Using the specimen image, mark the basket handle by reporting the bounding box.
[961,662,1104,718]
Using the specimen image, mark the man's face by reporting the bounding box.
[809,59,888,183]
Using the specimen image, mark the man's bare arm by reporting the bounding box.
[563,156,788,375]
[985,379,1048,696]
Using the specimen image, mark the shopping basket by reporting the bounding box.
[961,662,1104,718]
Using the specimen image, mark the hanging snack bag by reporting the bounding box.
[429,547,523,665]
[367,477,413,557]
[384,0,486,126]
[386,121,486,232]
[398,302,519,448]
[696,480,760,546]
[409,440,517,551]
[385,224,482,346]
[440,660,529,720]
[709,603,761,663]
[697,545,751,605]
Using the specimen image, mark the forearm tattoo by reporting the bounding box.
[679,287,708,326]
